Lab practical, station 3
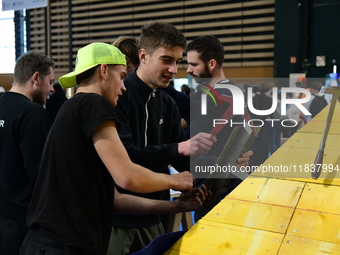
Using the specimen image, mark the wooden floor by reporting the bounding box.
[165,101,340,254]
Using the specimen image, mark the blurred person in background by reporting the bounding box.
[112,36,140,74]
[45,82,67,124]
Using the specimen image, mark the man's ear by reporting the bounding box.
[208,59,217,71]
[32,72,39,86]
[139,49,147,64]
[100,64,109,78]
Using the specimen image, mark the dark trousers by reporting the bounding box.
[0,215,28,255]
[20,228,93,255]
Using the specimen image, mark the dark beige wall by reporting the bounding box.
[1,67,273,92]
[176,66,274,79]
[29,1,275,76]
[0,74,13,91]
[0,72,66,91]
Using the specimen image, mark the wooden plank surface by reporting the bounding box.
[278,235,340,255]
[203,177,303,234]
[251,132,340,182]
[298,101,340,135]
[164,219,283,255]
[287,183,340,244]
[166,97,340,254]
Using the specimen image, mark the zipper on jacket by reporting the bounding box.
[144,89,157,146]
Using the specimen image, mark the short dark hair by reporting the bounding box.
[76,66,98,85]
[76,65,119,85]
[186,35,224,68]
[53,83,63,92]
[258,82,273,93]
[139,21,186,54]
[112,36,140,68]
[309,81,323,91]
[14,51,55,85]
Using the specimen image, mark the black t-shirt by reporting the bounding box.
[27,93,117,254]
[0,92,51,222]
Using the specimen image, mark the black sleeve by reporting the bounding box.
[20,108,51,179]
[114,98,184,171]
[79,94,119,140]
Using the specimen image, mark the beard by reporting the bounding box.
[194,64,213,84]
[32,89,46,105]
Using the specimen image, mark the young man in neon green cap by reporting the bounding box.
[19,42,209,254]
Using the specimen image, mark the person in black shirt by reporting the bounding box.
[185,35,253,221]
[0,51,55,255]
[20,42,205,255]
[308,81,328,118]
[45,82,67,124]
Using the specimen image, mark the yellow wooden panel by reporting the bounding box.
[251,132,340,183]
[252,102,340,180]
[164,220,283,255]
[299,101,340,135]
[201,177,303,233]
[287,183,340,244]
[226,177,304,207]
[278,235,340,255]
[297,183,340,213]
[287,209,340,244]
[203,198,295,234]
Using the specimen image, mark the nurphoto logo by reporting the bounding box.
[200,83,312,128]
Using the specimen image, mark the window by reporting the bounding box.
[0,6,15,73]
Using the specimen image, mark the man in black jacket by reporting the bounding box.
[108,21,217,255]
[45,82,67,124]
[186,35,253,221]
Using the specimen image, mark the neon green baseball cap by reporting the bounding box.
[59,42,126,88]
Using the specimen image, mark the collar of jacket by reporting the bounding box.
[125,69,158,102]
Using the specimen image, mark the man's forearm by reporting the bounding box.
[113,189,179,215]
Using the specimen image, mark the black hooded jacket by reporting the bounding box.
[112,69,189,228]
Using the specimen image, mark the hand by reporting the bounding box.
[178,132,217,157]
[236,150,253,167]
[169,171,195,192]
[175,185,212,212]
[181,118,188,129]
